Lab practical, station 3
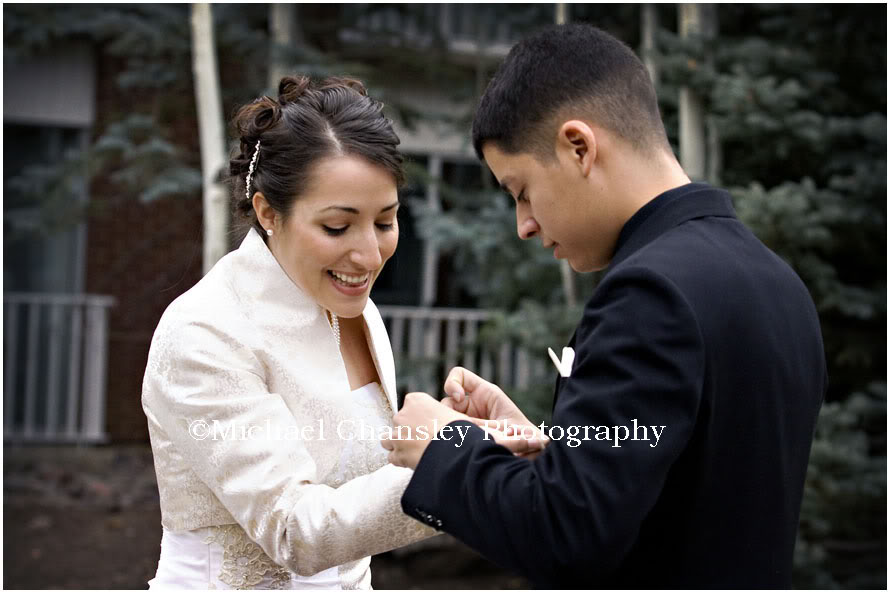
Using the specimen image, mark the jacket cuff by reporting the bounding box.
[400,419,488,531]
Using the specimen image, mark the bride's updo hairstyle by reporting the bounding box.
[229,75,404,238]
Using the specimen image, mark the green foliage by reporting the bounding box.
[414,188,565,310]
[794,382,886,588]
[733,180,884,322]
[93,115,203,204]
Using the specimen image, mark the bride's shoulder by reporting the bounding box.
[151,266,247,349]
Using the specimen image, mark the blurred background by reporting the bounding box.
[3,3,885,589]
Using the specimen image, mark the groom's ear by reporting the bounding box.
[556,120,596,178]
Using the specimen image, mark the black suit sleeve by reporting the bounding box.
[401,266,706,586]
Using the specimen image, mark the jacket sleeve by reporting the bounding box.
[401,266,706,585]
[142,315,436,576]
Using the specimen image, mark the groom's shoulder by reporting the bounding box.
[605,212,815,321]
[625,208,788,281]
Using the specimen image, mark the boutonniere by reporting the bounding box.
[547,347,575,378]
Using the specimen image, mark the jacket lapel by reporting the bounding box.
[551,329,578,413]
[362,301,399,414]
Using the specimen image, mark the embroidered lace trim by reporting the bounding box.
[204,524,293,589]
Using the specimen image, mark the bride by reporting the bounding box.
[142,75,446,589]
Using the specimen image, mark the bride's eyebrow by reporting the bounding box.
[319,206,359,214]
[318,201,399,214]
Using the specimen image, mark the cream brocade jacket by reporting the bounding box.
[142,227,435,588]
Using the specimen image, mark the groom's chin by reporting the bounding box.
[569,256,608,274]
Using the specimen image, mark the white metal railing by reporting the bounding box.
[339,4,518,60]
[4,292,115,444]
[378,306,548,398]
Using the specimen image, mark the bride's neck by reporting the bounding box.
[336,314,365,344]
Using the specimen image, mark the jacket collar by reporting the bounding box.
[230,227,322,327]
[228,228,398,412]
[608,182,737,271]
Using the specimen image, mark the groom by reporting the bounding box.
[381,23,826,587]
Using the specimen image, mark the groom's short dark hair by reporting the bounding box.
[472,23,670,160]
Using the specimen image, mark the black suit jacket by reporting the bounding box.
[402,183,826,588]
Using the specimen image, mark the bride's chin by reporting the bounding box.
[336,310,364,319]
[327,300,368,319]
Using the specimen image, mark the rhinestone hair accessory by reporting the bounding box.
[245,140,261,201]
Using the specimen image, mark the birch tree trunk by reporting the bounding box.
[555,3,568,26]
[678,3,706,180]
[190,3,229,273]
[554,2,577,308]
[641,4,659,89]
[702,4,722,185]
[268,4,296,91]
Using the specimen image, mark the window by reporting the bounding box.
[4,124,88,294]
[371,155,426,306]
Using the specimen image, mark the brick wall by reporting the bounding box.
[85,53,207,443]
[86,195,204,442]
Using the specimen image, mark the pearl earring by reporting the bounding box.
[266,229,273,237]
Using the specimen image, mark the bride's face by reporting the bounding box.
[268,154,399,319]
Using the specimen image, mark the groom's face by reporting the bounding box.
[481,142,615,272]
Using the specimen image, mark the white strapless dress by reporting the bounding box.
[148,382,391,590]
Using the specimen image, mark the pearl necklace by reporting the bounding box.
[329,311,340,349]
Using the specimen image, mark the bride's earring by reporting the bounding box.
[266,229,273,237]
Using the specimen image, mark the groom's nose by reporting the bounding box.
[517,210,540,240]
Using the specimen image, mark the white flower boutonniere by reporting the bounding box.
[547,346,575,378]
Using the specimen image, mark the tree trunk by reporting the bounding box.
[190,3,229,273]
[554,3,576,307]
[702,4,722,185]
[641,4,659,89]
[555,3,568,25]
[268,4,297,92]
[421,156,442,307]
[678,3,706,180]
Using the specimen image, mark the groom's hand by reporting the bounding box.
[441,366,529,423]
[382,392,545,469]
[442,367,549,459]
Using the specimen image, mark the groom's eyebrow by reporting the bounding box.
[498,177,516,196]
